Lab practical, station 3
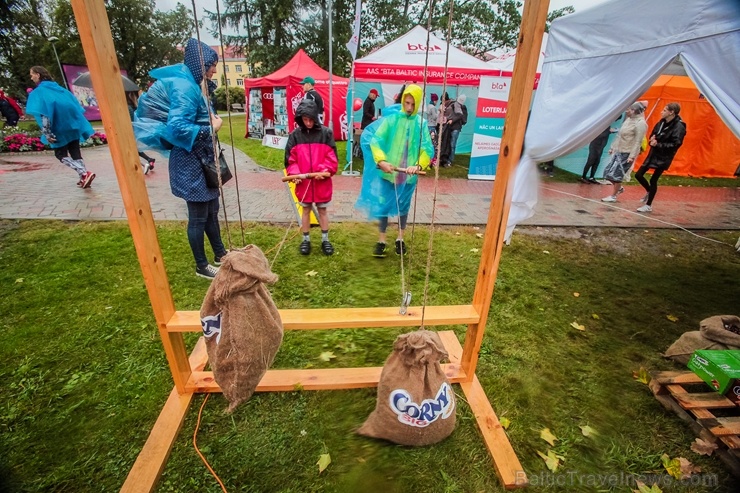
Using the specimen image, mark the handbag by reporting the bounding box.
[202,148,233,189]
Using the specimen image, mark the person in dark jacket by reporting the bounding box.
[361,88,378,129]
[300,76,324,123]
[634,102,686,213]
[0,89,22,126]
[284,99,339,256]
[580,116,621,183]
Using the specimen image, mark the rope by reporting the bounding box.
[393,1,438,308]
[192,394,228,493]
[215,0,247,247]
[542,185,736,248]
[190,0,234,249]
[419,0,456,329]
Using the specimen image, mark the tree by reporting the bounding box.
[0,0,192,98]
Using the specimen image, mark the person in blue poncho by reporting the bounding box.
[26,66,96,188]
[135,39,228,280]
[355,84,434,258]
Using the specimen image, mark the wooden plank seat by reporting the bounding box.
[166,304,481,332]
[182,330,468,393]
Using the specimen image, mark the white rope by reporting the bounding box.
[541,185,735,247]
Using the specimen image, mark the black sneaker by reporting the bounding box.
[214,252,228,266]
[372,242,387,258]
[395,239,407,255]
[321,240,334,256]
[195,264,219,280]
[299,240,311,255]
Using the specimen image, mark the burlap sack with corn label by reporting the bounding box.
[357,329,456,446]
[200,245,283,412]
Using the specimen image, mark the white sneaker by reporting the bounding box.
[601,195,617,203]
[617,186,625,195]
[143,161,151,175]
[636,204,652,213]
[640,193,649,203]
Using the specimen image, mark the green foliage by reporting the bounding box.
[0,0,191,95]
[0,221,738,491]
[213,86,246,110]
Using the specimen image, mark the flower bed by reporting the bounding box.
[0,128,107,153]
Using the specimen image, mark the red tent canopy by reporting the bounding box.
[243,50,349,140]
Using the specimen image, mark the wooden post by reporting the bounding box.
[461,0,551,378]
[69,0,191,392]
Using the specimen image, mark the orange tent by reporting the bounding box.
[634,75,740,177]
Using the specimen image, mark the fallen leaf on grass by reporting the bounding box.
[690,438,718,456]
[579,425,598,437]
[499,417,511,430]
[678,457,701,479]
[591,313,600,320]
[666,314,679,322]
[319,351,336,362]
[536,450,563,472]
[300,430,307,437]
[472,226,480,230]
[661,453,699,480]
[317,453,331,474]
[665,253,673,258]
[633,481,663,493]
[455,232,461,236]
[15,278,23,283]
[570,321,586,331]
[573,292,580,297]
[540,428,558,446]
[470,248,479,253]
[632,367,650,384]
[305,270,318,277]
[293,383,304,391]
[542,250,550,255]
[476,233,483,238]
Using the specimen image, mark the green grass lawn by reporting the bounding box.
[1,219,739,492]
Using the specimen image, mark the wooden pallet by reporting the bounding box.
[649,370,740,478]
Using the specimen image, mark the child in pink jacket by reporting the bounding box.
[284,99,338,255]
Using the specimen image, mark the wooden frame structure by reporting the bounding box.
[68,0,550,490]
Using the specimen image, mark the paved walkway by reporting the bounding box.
[1,145,738,229]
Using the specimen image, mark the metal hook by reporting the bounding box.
[399,291,412,315]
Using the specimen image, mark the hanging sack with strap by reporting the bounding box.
[200,246,283,412]
[357,329,456,446]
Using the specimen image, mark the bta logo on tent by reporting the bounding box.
[407,43,443,52]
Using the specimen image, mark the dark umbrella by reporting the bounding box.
[72,72,140,92]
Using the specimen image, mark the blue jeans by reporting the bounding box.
[186,197,227,267]
[449,129,460,163]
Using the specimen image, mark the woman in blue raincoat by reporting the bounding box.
[134,39,228,280]
[355,84,434,258]
[26,66,96,188]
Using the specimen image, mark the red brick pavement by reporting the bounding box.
[1,146,738,230]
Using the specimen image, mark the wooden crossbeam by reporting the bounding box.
[120,338,207,493]
[166,305,481,332]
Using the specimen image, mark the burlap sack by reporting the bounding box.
[200,245,283,412]
[357,329,456,446]
[664,315,740,365]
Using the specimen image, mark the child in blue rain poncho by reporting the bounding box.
[26,65,96,188]
[133,38,228,281]
[355,84,434,258]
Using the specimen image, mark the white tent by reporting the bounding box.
[486,33,548,76]
[506,0,740,239]
[354,26,496,86]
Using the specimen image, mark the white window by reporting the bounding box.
[224,66,229,72]
[236,65,243,73]
[237,78,244,86]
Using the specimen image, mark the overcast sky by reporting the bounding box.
[155,0,612,46]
